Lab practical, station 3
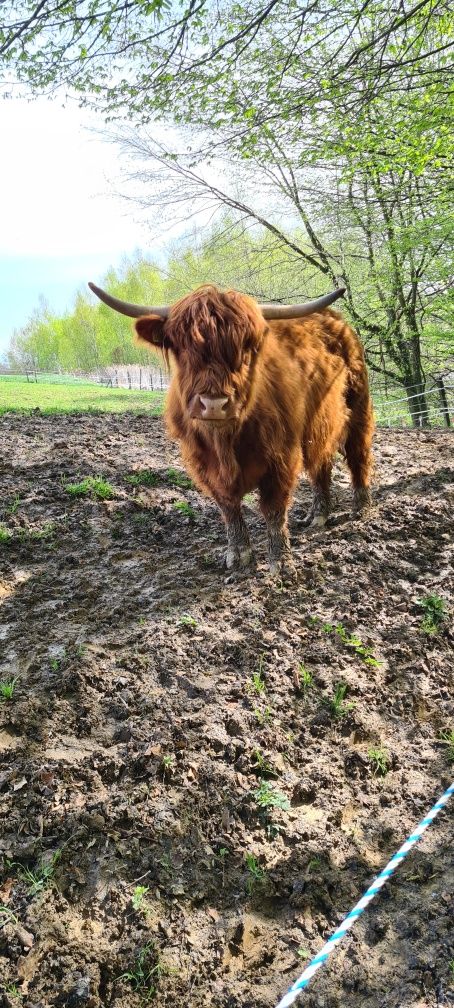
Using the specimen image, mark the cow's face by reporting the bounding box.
[135,287,266,427]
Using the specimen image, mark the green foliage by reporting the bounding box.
[323,682,355,719]
[368,747,390,776]
[178,614,197,627]
[244,853,266,893]
[17,851,61,895]
[298,664,314,694]
[253,780,290,811]
[125,469,160,487]
[321,622,380,666]
[65,476,115,500]
[117,941,164,999]
[0,678,17,700]
[439,730,454,763]
[172,500,195,518]
[417,594,447,635]
[132,885,150,911]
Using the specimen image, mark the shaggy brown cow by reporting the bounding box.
[89,282,374,575]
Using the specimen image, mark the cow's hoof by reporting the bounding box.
[225,546,256,571]
[269,554,297,583]
[301,509,328,529]
[352,487,371,517]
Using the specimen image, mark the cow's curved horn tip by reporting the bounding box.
[88,281,97,293]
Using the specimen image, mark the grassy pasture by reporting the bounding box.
[0,375,165,415]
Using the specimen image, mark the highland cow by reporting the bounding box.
[89,282,374,575]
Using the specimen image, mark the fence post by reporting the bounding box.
[436,376,451,428]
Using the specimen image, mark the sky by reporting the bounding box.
[0,95,160,357]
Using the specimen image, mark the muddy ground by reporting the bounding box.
[0,412,453,1008]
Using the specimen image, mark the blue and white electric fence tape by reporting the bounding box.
[275,781,454,1008]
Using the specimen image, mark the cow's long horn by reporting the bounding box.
[88,282,169,319]
[259,288,345,319]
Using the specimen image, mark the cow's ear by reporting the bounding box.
[135,314,166,349]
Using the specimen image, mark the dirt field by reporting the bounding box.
[0,412,453,1008]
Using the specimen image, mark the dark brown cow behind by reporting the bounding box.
[89,282,374,576]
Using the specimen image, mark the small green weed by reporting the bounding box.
[253,780,290,811]
[0,524,12,543]
[161,754,175,775]
[253,705,273,725]
[417,594,447,635]
[65,476,114,500]
[215,847,229,887]
[166,468,193,489]
[18,521,55,541]
[125,469,159,487]
[178,614,197,627]
[117,941,164,999]
[18,850,61,895]
[132,885,150,911]
[173,500,195,518]
[297,947,310,959]
[368,746,389,776]
[0,678,17,701]
[321,621,379,666]
[251,749,277,776]
[439,730,454,762]
[249,658,266,695]
[299,664,314,694]
[4,985,22,1002]
[5,495,21,516]
[324,681,355,719]
[244,853,266,893]
[0,906,19,926]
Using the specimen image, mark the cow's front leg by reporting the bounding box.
[220,504,256,571]
[259,474,296,579]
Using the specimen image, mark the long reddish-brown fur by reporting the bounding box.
[135,285,374,572]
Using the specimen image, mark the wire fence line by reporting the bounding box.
[0,366,452,427]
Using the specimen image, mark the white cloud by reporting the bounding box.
[0,95,146,257]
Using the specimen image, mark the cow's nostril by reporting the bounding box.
[199,395,230,416]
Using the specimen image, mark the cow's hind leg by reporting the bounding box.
[344,392,374,515]
[220,504,256,571]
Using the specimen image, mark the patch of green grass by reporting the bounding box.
[0,524,12,543]
[368,746,389,776]
[17,850,61,896]
[253,705,273,725]
[244,853,267,893]
[117,941,164,999]
[323,681,355,719]
[0,377,165,415]
[5,495,21,516]
[166,468,193,489]
[253,780,290,811]
[172,500,195,518]
[125,469,160,487]
[417,594,447,635]
[4,984,23,1002]
[298,664,314,694]
[65,476,114,500]
[439,729,454,762]
[0,678,17,701]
